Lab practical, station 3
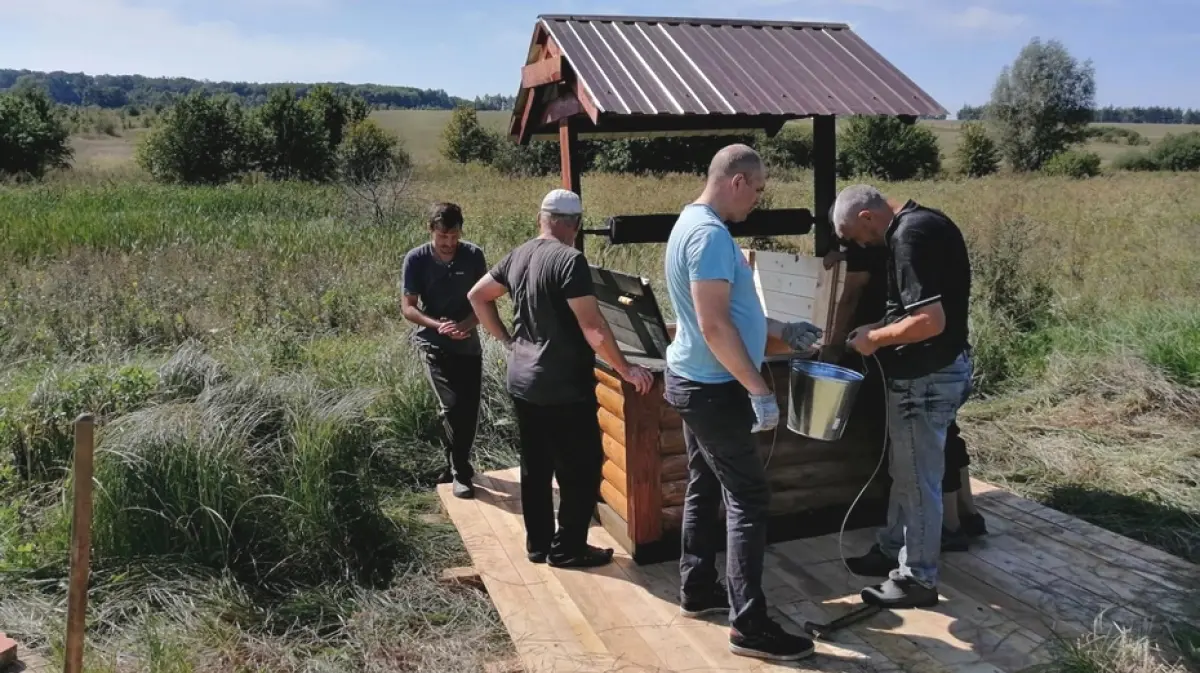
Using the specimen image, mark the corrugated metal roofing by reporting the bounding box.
[535,15,946,119]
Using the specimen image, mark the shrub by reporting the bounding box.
[838,115,942,180]
[1085,125,1150,146]
[488,135,560,177]
[1112,150,1160,172]
[0,87,73,180]
[337,118,411,185]
[1148,131,1200,172]
[253,88,336,182]
[440,105,497,164]
[301,84,370,151]
[756,125,813,171]
[135,92,256,184]
[1042,149,1101,178]
[955,121,1001,177]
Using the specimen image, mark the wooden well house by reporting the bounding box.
[509,14,948,563]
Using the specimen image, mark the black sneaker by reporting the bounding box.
[729,617,815,662]
[680,579,730,618]
[941,526,969,552]
[961,512,988,538]
[861,576,939,609]
[845,544,899,578]
[527,550,548,564]
[452,480,474,499]
[548,544,614,569]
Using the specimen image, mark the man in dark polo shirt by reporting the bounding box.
[821,237,987,551]
[830,184,974,609]
[468,189,653,569]
[401,202,488,499]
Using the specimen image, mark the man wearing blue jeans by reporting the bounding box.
[663,144,824,662]
[832,184,973,609]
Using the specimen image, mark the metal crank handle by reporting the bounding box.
[802,603,882,640]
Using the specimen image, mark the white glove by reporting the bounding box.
[750,393,779,433]
[782,321,824,351]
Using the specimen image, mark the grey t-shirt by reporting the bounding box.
[489,237,596,405]
[401,241,488,355]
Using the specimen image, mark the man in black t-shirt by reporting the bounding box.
[820,238,987,551]
[401,202,488,499]
[830,184,974,609]
[468,189,653,569]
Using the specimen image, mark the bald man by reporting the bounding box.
[662,144,821,663]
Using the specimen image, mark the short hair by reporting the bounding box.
[428,202,463,231]
[707,143,763,182]
[831,184,887,236]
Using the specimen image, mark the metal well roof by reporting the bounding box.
[534,14,946,119]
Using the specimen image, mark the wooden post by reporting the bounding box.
[559,116,583,253]
[64,413,95,673]
[812,115,837,258]
[623,377,663,545]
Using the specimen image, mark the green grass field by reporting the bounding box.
[4,109,1200,671]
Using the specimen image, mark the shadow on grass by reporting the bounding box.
[1042,484,1200,566]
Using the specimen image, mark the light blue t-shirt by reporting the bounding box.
[664,203,767,384]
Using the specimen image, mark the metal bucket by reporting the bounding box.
[786,359,865,441]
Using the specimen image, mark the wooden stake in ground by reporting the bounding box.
[64,413,95,673]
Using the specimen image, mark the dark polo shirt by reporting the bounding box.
[401,241,488,356]
[877,200,972,379]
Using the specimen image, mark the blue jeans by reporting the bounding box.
[876,351,972,587]
[663,369,771,631]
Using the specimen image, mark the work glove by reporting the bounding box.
[749,392,779,433]
[782,321,824,352]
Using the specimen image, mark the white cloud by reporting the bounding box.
[0,0,378,82]
[939,6,1027,35]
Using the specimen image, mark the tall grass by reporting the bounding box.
[2,163,1198,669]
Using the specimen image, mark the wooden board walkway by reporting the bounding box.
[438,468,1199,673]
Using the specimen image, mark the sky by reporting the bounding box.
[2,0,1199,113]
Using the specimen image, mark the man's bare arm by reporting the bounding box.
[466,274,513,346]
[567,295,653,394]
[867,302,945,347]
[692,279,769,395]
[401,294,447,331]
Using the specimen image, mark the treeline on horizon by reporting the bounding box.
[958,103,1200,124]
[0,68,516,111]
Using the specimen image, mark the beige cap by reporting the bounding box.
[540,188,582,215]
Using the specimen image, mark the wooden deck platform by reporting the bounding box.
[437,468,1199,673]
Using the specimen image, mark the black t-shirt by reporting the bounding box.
[489,237,596,405]
[402,241,488,355]
[841,240,889,329]
[877,200,972,379]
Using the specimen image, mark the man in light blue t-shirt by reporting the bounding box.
[662,144,823,664]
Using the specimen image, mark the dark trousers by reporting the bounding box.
[943,420,970,492]
[421,346,482,483]
[511,396,603,558]
[664,369,771,632]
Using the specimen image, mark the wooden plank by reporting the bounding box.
[624,377,664,546]
[595,383,624,421]
[479,474,673,671]
[756,269,821,299]
[978,496,1197,595]
[776,602,903,673]
[602,433,626,472]
[65,414,95,673]
[602,459,627,497]
[595,367,623,392]
[597,407,625,445]
[974,480,1200,583]
[661,479,687,507]
[662,453,688,482]
[750,250,824,278]
[438,478,606,670]
[759,289,817,323]
[659,427,684,455]
[600,479,628,520]
[521,54,564,88]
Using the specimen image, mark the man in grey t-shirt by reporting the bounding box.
[401,202,488,498]
[468,189,653,568]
